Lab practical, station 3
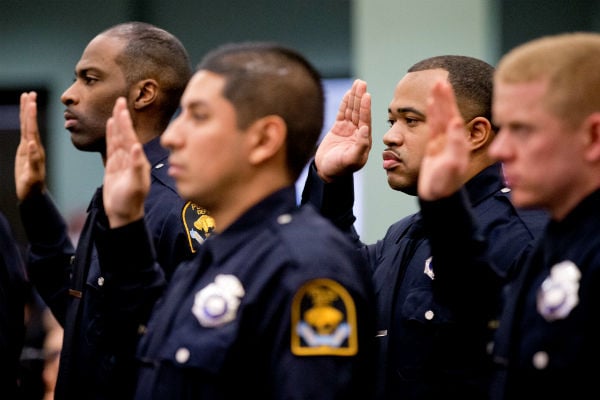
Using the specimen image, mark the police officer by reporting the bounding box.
[484,32,600,399]
[301,57,548,399]
[419,33,600,399]
[15,22,213,400]
[0,211,28,397]
[97,42,377,399]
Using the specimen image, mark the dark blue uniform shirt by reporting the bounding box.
[19,137,213,400]
[490,189,600,400]
[0,212,27,398]
[302,162,548,399]
[96,186,377,400]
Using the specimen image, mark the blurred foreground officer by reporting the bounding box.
[488,32,600,399]
[15,22,212,400]
[97,42,377,400]
[418,32,600,400]
[302,57,547,399]
[0,211,28,398]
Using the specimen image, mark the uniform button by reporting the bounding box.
[97,276,105,286]
[424,310,434,320]
[155,163,164,169]
[277,214,292,224]
[175,347,190,364]
[532,351,549,369]
[501,187,511,193]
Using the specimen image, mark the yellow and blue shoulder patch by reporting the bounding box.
[182,201,215,253]
[291,278,358,356]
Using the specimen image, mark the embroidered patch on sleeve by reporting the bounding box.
[182,201,215,252]
[291,278,358,356]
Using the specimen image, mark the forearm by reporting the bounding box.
[300,161,358,233]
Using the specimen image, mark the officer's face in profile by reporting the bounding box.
[161,70,249,216]
[61,33,129,154]
[382,68,450,196]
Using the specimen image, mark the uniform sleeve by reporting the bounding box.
[95,217,167,352]
[300,160,361,243]
[269,220,377,400]
[18,191,75,325]
[145,181,214,281]
[0,212,28,396]
[274,275,377,400]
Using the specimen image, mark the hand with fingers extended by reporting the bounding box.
[103,97,150,228]
[314,79,372,182]
[15,91,47,201]
[418,80,469,201]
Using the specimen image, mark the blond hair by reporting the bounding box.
[495,32,600,126]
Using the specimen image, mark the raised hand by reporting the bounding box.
[314,79,372,182]
[15,91,47,201]
[418,80,469,201]
[103,97,150,228]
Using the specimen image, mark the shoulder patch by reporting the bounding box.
[291,278,358,356]
[182,201,215,252]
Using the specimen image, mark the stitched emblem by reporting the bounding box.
[182,201,215,252]
[291,278,358,356]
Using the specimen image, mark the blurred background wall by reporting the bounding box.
[1,0,599,246]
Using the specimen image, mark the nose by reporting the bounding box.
[383,123,403,147]
[61,83,77,106]
[161,114,182,150]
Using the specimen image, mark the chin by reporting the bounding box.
[71,137,104,153]
[388,179,417,196]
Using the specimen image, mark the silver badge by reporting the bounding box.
[192,274,245,327]
[536,260,581,321]
[424,256,435,280]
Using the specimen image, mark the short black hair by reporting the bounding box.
[198,42,324,180]
[409,55,495,126]
[103,21,192,124]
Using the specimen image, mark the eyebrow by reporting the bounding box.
[75,67,102,77]
[388,107,426,119]
[184,100,209,111]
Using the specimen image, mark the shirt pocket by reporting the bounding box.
[152,313,241,375]
[401,288,454,324]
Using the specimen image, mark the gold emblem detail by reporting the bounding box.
[182,201,215,252]
[291,278,358,356]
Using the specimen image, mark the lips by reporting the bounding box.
[167,157,184,179]
[382,150,401,170]
[63,111,78,130]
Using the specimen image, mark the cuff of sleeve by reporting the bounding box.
[96,218,156,273]
[300,161,356,228]
[19,191,70,245]
[419,190,475,240]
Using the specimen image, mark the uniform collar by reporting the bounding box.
[204,186,298,265]
[464,162,505,206]
[549,187,600,233]
[143,136,169,167]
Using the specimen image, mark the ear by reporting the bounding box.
[246,115,287,166]
[132,79,159,110]
[464,116,493,152]
[583,112,600,162]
